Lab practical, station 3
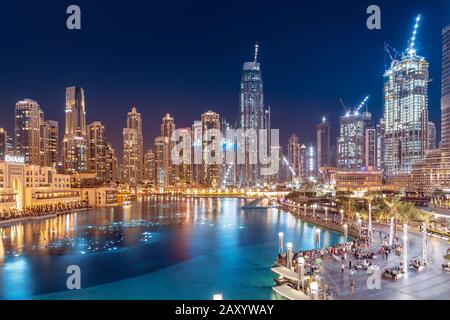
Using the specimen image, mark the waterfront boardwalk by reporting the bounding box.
[280,204,450,300]
[319,225,450,300]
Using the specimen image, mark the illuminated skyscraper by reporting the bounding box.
[442,25,450,150]
[15,99,43,165]
[123,107,143,185]
[202,111,221,188]
[63,86,87,173]
[105,142,118,182]
[41,120,59,168]
[383,16,429,176]
[0,128,7,161]
[87,121,107,180]
[337,110,372,169]
[238,43,270,186]
[287,134,301,181]
[191,120,203,186]
[428,121,437,150]
[144,149,156,185]
[316,117,332,169]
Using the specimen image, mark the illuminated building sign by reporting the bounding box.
[5,155,25,164]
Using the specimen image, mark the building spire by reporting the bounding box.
[254,42,259,63]
[408,14,421,56]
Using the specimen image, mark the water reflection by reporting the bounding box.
[0,197,343,299]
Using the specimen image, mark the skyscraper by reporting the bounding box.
[0,128,7,161]
[428,121,437,150]
[441,25,450,150]
[15,99,42,165]
[201,111,221,188]
[41,120,59,168]
[287,134,301,181]
[238,43,270,186]
[154,136,171,188]
[191,120,203,186]
[63,86,88,173]
[123,107,143,185]
[144,149,156,185]
[316,117,331,169]
[383,17,429,175]
[105,142,118,182]
[87,121,107,180]
[337,110,372,169]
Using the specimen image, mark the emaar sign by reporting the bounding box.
[5,155,25,164]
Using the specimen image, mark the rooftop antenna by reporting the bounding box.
[407,14,421,56]
[254,42,259,63]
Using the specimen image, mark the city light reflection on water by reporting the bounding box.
[0,197,344,299]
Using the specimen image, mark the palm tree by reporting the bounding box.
[364,191,381,239]
[383,196,402,239]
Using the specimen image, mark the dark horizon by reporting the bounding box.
[0,0,449,159]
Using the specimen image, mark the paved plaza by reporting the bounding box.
[319,224,450,300]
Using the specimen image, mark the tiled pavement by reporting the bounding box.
[318,225,450,300]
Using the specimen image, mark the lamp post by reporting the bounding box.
[312,204,317,219]
[297,256,305,291]
[343,224,348,242]
[325,207,328,221]
[304,203,307,216]
[368,200,372,241]
[388,217,394,246]
[278,232,284,255]
[403,223,408,275]
[357,218,362,237]
[340,209,344,224]
[286,242,293,269]
[422,221,427,264]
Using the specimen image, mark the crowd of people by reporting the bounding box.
[0,202,89,221]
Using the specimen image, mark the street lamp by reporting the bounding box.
[286,242,293,269]
[402,224,408,275]
[297,257,305,291]
[278,232,284,255]
[357,218,362,237]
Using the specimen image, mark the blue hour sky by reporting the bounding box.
[0,0,449,157]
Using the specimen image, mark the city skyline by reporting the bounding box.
[0,1,449,158]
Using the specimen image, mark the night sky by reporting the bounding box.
[0,0,449,158]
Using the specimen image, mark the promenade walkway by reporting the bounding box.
[281,203,450,300]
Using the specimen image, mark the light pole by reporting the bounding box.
[343,224,348,242]
[422,221,427,264]
[403,223,408,275]
[357,218,362,237]
[388,217,394,246]
[297,256,305,291]
[312,204,317,219]
[278,232,284,255]
[286,242,293,270]
[368,200,372,241]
